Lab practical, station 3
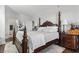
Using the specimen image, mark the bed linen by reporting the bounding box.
[40,32,59,43]
[16,31,46,52]
[37,26,59,42]
[16,30,59,52]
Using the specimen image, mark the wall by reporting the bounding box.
[0,5,5,44]
[5,6,18,39]
[5,6,33,39]
[33,12,79,25]
[61,12,79,32]
[32,11,79,32]
[18,14,33,31]
[32,12,58,26]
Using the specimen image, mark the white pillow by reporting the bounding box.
[37,27,47,32]
[19,26,25,31]
[47,26,58,29]
[44,26,58,32]
[38,26,58,32]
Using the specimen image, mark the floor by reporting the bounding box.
[0,37,12,53]
[0,44,5,53]
[63,48,79,53]
[0,38,78,53]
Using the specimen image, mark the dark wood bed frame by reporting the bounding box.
[13,11,61,53]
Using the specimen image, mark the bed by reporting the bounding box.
[13,12,61,53]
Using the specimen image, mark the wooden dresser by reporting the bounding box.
[61,31,79,50]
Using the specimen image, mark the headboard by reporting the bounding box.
[38,11,61,32]
[40,21,58,27]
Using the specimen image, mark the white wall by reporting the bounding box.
[0,5,5,44]
[61,12,79,31]
[32,12,58,26]
[5,6,18,39]
[18,14,33,31]
[33,12,79,25]
[5,6,33,39]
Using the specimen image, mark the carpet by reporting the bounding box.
[39,44,65,53]
[4,41,65,53]
[4,42,18,53]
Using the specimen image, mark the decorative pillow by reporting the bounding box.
[19,26,25,31]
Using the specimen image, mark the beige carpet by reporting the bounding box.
[4,41,65,53]
[39,44,65,53]
[4,42,18,53]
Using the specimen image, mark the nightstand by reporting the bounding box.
[61,32,79,50]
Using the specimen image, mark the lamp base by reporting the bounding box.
[63,31,65,34]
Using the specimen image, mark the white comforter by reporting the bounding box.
[16,31,59,52]
[40,32,59,43]
[16,31,45,52]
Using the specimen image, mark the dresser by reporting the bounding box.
[61,32,79,50]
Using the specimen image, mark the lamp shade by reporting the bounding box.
[62,19,68,25]
[16,20,19,26]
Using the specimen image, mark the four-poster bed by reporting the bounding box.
[13,11,61,53]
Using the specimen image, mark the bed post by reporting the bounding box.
[58,11,61,45]
[39,17,41,27]
[13,27,16,44]
[22,26,28,53]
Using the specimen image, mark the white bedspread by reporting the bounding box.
[41,32,59,43]
[27,31,45,51]
[16,31,59,52]
[16,31,45,52]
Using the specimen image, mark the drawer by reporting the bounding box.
[63,38,72,42]
[65,42,74,48]
[64,40,77,49]
[61,33,78,49]
[63,36,75,42]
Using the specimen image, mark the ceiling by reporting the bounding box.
[8,5,79,17]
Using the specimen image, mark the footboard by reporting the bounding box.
[13,26,28,53]
[22,27,28,53]
[13,28,16,44]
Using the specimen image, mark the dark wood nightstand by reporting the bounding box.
[61,32,79,50]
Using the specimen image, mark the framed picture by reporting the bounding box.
[10,25,13,31]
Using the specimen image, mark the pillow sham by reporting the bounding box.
[37,27,47,32]
[38,26,58,32]
[45,26,58,32]
[19,26,25,31]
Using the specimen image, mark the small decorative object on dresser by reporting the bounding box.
[61,30,79,50]
[62,19,68,33]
